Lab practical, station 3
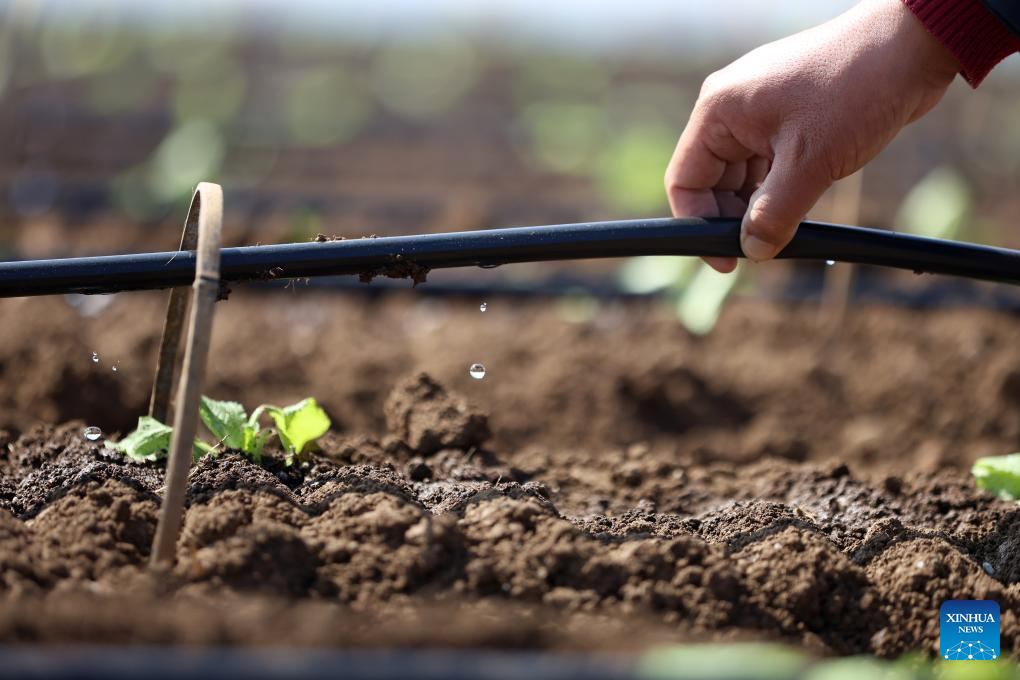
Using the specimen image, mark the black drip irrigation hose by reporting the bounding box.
[249,270,1020,312]
[1,218,1018,298]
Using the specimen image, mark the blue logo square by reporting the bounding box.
[940,600,1000,660]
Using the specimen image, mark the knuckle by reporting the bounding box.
[700,70,724,96]
[698,70,737,111]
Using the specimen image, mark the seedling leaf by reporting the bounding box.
[266,398,330,463]
[105,416,172,462]
[240,427,270,464]
[105,416,209,462]
[972,453,1020,501]
[199,396,248,450]
[895,165,971,240]
[617,256,698,295]
[676,262,739,335]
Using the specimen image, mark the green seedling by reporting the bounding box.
[199,395,330,465]
[972,453,1020,501]
[104,415,211,462]
[254,398,331,464]
[107,396,330,467]
[199,397,271,462]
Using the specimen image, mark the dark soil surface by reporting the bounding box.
[0,292,1018,657]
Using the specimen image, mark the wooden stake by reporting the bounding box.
[150,183,223,567]
[820,171,864,338]
[148,207,200,424]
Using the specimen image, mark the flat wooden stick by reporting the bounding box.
[150,183,223,567]
[820,170,864,339]
[148,205,201,424]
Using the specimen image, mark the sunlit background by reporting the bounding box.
[1,0,1018,332]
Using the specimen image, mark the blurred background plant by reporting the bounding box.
[1,0,1018,332]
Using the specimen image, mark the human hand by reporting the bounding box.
[664,0,961,272]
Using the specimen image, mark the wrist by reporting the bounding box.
[879,0,962,87]
[901,0,1020,86]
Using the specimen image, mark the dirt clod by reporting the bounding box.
[384,373,490,455]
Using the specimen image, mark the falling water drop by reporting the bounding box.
[469,363,486,380]
[479,302,487,312]
[112,363,119,372]
[83,426,102,441]
[91,351,99,363]
[825,260,835,266]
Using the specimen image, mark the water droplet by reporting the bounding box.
[478,263,501,269]
[83,426,102,441]
[469,363,486,380]
[112,363,119,372]
[825,259,835,266]
[91,352,99,363]
[479,302,487,312]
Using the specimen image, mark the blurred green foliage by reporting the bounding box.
[895,166,972,240]
[283,65,373,147]
[84,66,160,114]
[617,255,739,335]
[556,288,600,324]
[289,207,325,243]
[675,262,740,335]
[617,256,698,295]
[639,643,1019,680]
[6,11,700,220]
[521,100,606,173]
[972,453,1020,501]
[596,123,674,215]
[639,643,809,680]
[173,61,247,124]
[144,30,239,77]
[40,20,136,78]
[371,33,479,120]
[6,11,1012,254]
[149,120,225,202]
[513,53,611,105]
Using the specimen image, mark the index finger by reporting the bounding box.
[665,113,757,215]
[665,112,757,273]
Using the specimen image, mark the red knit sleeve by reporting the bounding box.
[902,0,1020,86]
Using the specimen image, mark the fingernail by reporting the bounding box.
[740,233,778,262]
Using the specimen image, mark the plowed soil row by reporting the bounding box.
[0,289,1018,657]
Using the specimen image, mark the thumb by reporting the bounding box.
[740,145,832,262]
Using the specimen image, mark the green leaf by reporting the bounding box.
[639,643,808,680]
[255,430,271,458]
[895,165,971,240]
[192,439,214,460]
[199,396,248,450]
[247,404,266,430]
[240,426,270,463]
[676,262,739,335]
[972,453,1020,501]
[617,256,698,295]
[105,416,173,462]
[266,398,330,463]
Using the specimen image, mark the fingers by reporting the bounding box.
[739,156,770,203]
[665,112,757,273]
[740,142,831,261]
[666,117,755,211]
[703,255,739,273]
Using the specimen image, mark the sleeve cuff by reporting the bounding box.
[902,0,1020,86]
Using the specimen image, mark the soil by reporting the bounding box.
[0,292,1018,658]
